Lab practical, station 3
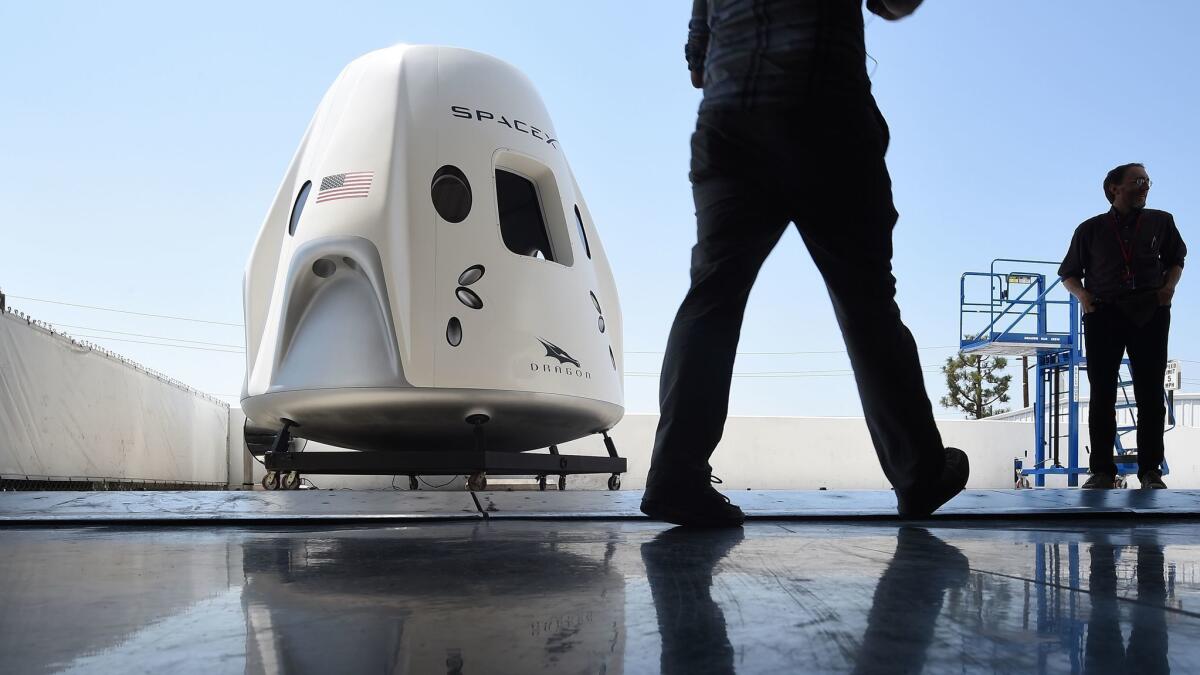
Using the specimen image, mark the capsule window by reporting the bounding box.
[431,165,472,223]
[495,168,569,264]
[288,181,312,236]
[574,205,592,259]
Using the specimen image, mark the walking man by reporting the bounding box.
[640,0,970,527]
[1060,163,1186,489]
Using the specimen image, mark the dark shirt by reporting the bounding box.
[1058,207,1187,301]
[686,0,874,110]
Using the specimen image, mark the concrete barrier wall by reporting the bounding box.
[231,412,1034,490]
[5,300,1189,493]
[233,410,1198,491]
[0,311,228,484]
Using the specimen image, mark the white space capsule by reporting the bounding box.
[241,45,623,452]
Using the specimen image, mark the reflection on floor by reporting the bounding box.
[2,519,1197,673]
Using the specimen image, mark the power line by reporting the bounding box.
[71,333,244,354]
[51,323,244,349]
[9,295,243,327]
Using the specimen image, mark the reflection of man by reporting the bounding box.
[1084,538,1169,674]
[641,0,970,528]
[1059,164,1187,489]
[640,527,744,675]
[853,528,968,674]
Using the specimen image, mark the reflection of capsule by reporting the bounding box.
[239,531,626,674]
[241,45,623,453]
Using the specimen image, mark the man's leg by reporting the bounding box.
[789,100,952,505]
[1127,306,1170,476]
[647,112,790,497]
[1083,309,1125,476]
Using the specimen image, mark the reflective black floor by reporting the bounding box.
[3,519,1199,674]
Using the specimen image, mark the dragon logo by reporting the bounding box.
[537,338,581,368]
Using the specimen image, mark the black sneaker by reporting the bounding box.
[896,447,970,518]
[1138,471,1167,489]
[641,475,745,528]
[1081,472,1117,489]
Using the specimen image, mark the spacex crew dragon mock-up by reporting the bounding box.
[241,45,624,453]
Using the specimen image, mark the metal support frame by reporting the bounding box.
[258,416,626,488]
[265,448,626,477]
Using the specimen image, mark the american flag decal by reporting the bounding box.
[316,171,374,203]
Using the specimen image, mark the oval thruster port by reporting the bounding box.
[455,287,483,310]
[446,317,463,346]
[609,346,616,370]
[312,259,336,278]
[590,291,602,314]
[431,165,472,223]
[598,316,605,333]
[458,264,485,286]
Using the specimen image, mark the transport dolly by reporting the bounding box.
[255,417,626,492]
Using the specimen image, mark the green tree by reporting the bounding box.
[940,354,1012,419]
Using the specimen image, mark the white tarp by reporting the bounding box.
[0,311,228,483]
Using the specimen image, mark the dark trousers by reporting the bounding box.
[1083,305,1170,475]
[648,96,945,497]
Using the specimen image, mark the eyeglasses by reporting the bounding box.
[1129,177,1152,188]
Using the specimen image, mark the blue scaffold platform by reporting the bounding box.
[959,259,1178,487]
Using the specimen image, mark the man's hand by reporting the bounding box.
[866,0,923,21]
[1062,277,1096,313]
[1157,286,1175,306]
[1080,292,1098,314]
[690,69,703,89]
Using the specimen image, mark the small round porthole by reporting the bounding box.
[446,317,463,346]
[431,165,472,223]
[455,287,483,310]
[312,258,336,278]
[458,264,485,286]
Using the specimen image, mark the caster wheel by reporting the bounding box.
[282,471,302,490]
[262,471,280,491]
[467,472,487,491]
[537,475,547,491]
[409,476,419,490]
[558,475,567,491]
[607,474,621,491]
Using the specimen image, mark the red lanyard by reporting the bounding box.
[1110,210,1143,281]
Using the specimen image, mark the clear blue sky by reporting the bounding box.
[2,1,1197,418]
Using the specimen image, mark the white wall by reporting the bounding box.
[230,411,1033,490]
[5,302,1190,491]
[232,410,1200,491]
[0,311,228,484]
[560,415,1036,490]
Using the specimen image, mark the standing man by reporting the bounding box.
[640,0,970,527]
[1060,163,1186,489]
